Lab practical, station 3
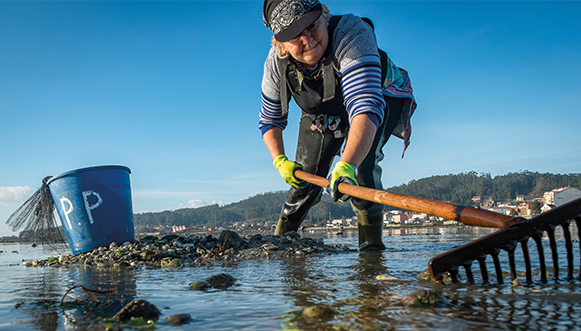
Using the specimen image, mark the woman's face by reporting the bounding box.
[281,16,328,68]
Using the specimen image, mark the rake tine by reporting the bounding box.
[477,257,489,284]
[561,222,574,281]
[547,228,559,280]
[532,234,547,283]
[463,262,474,283]
[575,216,581,280]
[450,267,460,283]
[520,239,533,285]
[507,246,518,281]
[492,252,504,284]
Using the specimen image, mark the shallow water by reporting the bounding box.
[1,226,580,330]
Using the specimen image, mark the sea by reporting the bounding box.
[1,226,580,330]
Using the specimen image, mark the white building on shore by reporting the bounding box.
[543,187,581,207]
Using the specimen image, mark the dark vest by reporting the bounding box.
[277,15,390,128]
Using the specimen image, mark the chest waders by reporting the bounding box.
[274,16,403,251]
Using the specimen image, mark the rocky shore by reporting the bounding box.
[29,230,353,268]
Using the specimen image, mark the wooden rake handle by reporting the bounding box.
[294,170,523,229]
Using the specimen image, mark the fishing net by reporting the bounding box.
[5,176,68,252]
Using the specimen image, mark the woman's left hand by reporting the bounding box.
[329,161,358,202]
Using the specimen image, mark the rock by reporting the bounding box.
[112,299,161,322]
[205,273,236,289]
[160,257,181,268]
[261,244,279,251]
[376,274,399,281]
[218,230,246,250]
[141,236,157,243]
[301,305,335,319]
[249,234,263,242]
[189,280,211,291]
[165,313,191,324]
[117,261,131,268]
[282,231,301,239]
[403,290,447,307]
[417,268,455,283]
[161,234,180,242]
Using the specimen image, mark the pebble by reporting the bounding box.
[113,299,161,322]
[376,274,399,281]
[205,273,236,288]
[402,290,448,307]
[165,313,191,324]
[189,273,237,290]
[301,305,335,319]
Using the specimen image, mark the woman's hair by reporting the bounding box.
[272,4,330,59]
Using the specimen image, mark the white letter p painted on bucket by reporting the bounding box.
[59,197,74,230]
[82,190,103,224]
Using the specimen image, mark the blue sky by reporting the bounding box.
[1,1,580,237]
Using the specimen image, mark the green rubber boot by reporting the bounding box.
[274,218,301,236]
[356,212,386,251]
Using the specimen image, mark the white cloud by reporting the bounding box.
[0,186,34,206]
[172,199,207,210]
[171,199,225,210]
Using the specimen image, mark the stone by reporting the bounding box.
[165,313,191,324]
[283,231,301,239]
[189,280,211,291]
[417,268,454,283]
[205,273,236,289]
[218,230,246,250]
[301,305,335,319]
[402,290,447,307]
[112,299,161,322]
[376,274,399,281]
[261,244,279,251]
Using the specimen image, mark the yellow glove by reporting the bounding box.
[329,161,358,202]
[273,155,307,189]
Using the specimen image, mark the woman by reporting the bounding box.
[260,0,416,250]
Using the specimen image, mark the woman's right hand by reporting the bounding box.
[273,155,307,189]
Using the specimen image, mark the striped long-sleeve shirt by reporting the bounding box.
[260,14,405,135]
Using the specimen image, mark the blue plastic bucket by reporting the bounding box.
[47,165,135,255]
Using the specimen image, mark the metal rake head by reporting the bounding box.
[429,198,581,285]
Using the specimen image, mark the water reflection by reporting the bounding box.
[440,285,581,330]
[349,251,388,294]
[15,266,138,330]
[280,255,331,308]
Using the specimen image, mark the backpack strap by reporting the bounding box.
[279,57,290,117]
[322,15,342,103]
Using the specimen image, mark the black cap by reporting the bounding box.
[263,0,322,42]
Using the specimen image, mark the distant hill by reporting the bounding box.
[135,190,355,228]
[388,171,581,204]
[134,171,581,228]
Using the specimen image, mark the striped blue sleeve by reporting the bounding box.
[259,92,288,135]
[340,61,385,126]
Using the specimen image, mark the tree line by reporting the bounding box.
[388,171,581,204]
[134,171,581,228]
